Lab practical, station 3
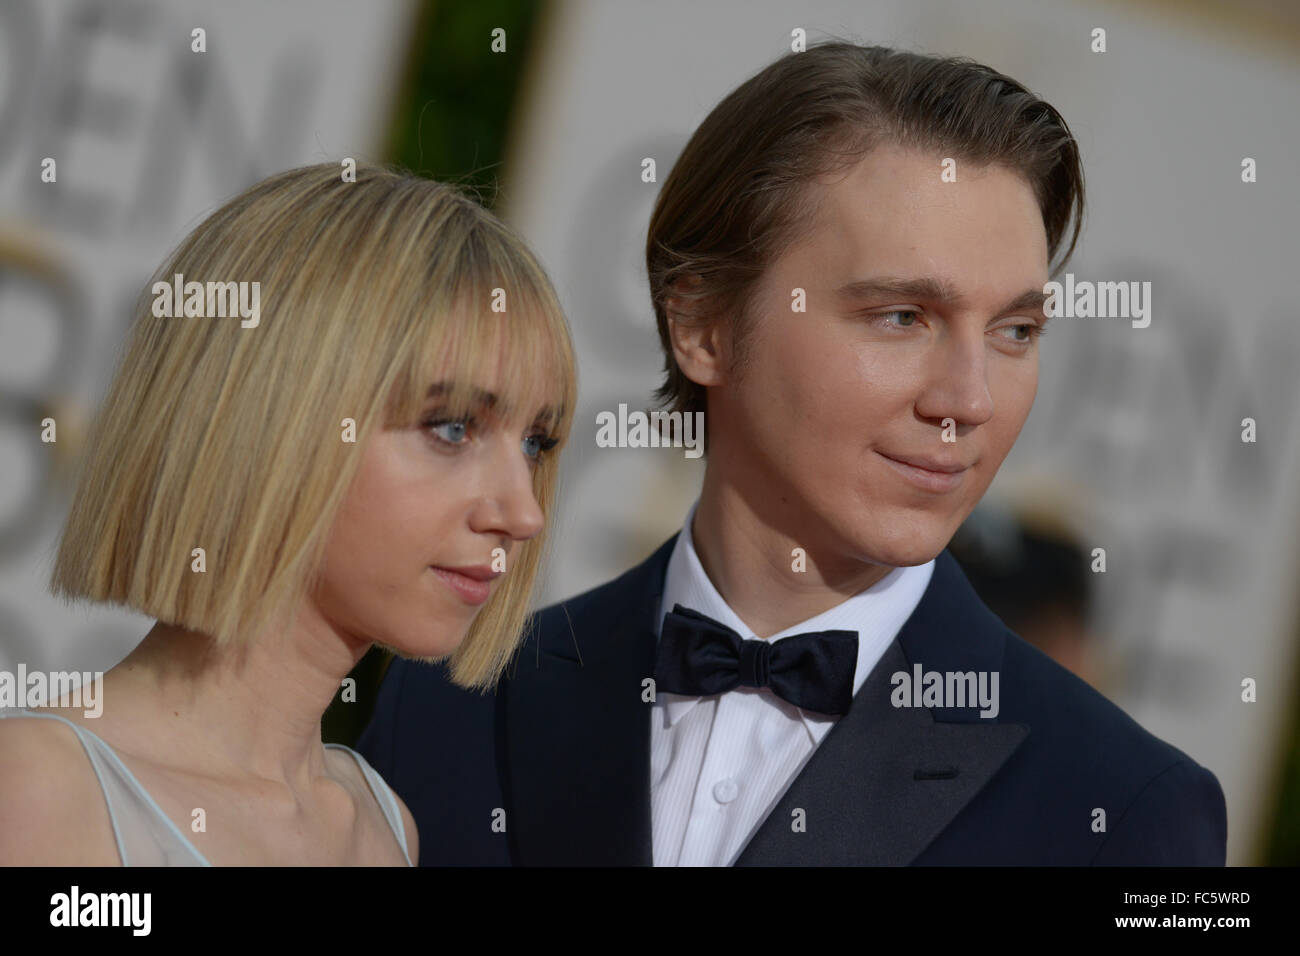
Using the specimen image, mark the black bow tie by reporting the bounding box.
[654,604,860,716]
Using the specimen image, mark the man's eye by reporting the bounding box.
[879,310,920,327]
[998,323,1045,343]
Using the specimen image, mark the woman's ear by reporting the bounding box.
[665,274,730,388]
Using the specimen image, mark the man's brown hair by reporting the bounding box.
[645,41,1085,440]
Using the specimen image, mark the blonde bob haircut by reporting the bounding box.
[51,162,577,690]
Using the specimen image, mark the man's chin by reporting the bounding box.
[841,525,952,569]
[871,545,945,568]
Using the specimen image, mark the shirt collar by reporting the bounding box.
[655,499,934,734]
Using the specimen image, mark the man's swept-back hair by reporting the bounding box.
[50,162,577,691]
[646,40,1085,435]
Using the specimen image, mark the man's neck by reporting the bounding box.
[689,475,894,639]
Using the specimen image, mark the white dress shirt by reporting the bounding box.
[651,500,935,866]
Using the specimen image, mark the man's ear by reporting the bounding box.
[665,274,730,388]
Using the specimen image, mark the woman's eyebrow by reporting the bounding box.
[428,382,559,426]
[425,382,497,409]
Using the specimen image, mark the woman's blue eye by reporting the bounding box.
[428,420,470,444]
[426,415,557,462]
[523,433,559,461]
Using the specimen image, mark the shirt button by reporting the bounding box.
[713,778,739,804]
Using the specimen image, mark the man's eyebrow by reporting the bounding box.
[426,381,558,425]
[834,276,963,305]
[833,277,1051,322]
[999,288,1051,321]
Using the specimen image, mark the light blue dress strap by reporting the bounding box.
[0,708,210,866]
[325,742,414,866]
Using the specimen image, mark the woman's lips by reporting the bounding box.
[430,566,493,605]
[877,451,968,493]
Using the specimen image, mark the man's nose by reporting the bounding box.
[915,332,995,428]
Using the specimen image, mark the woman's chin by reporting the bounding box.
[378,627,471,663]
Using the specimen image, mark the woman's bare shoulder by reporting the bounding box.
[0,714,122,865]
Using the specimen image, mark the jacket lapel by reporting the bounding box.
[735,552,1030,865]
[733,640,1028,865]
[503,536,676,865]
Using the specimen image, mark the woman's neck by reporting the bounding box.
[88,608,370,789]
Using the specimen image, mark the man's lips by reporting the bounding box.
[876,450,972,492]
[877,451,972,474]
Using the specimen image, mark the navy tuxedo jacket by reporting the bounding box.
[357,535,1227,865]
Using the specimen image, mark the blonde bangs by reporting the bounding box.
[387,233,576,442]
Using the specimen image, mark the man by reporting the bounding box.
[358,41,1226,865]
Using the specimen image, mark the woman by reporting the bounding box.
[0,162,576,865]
